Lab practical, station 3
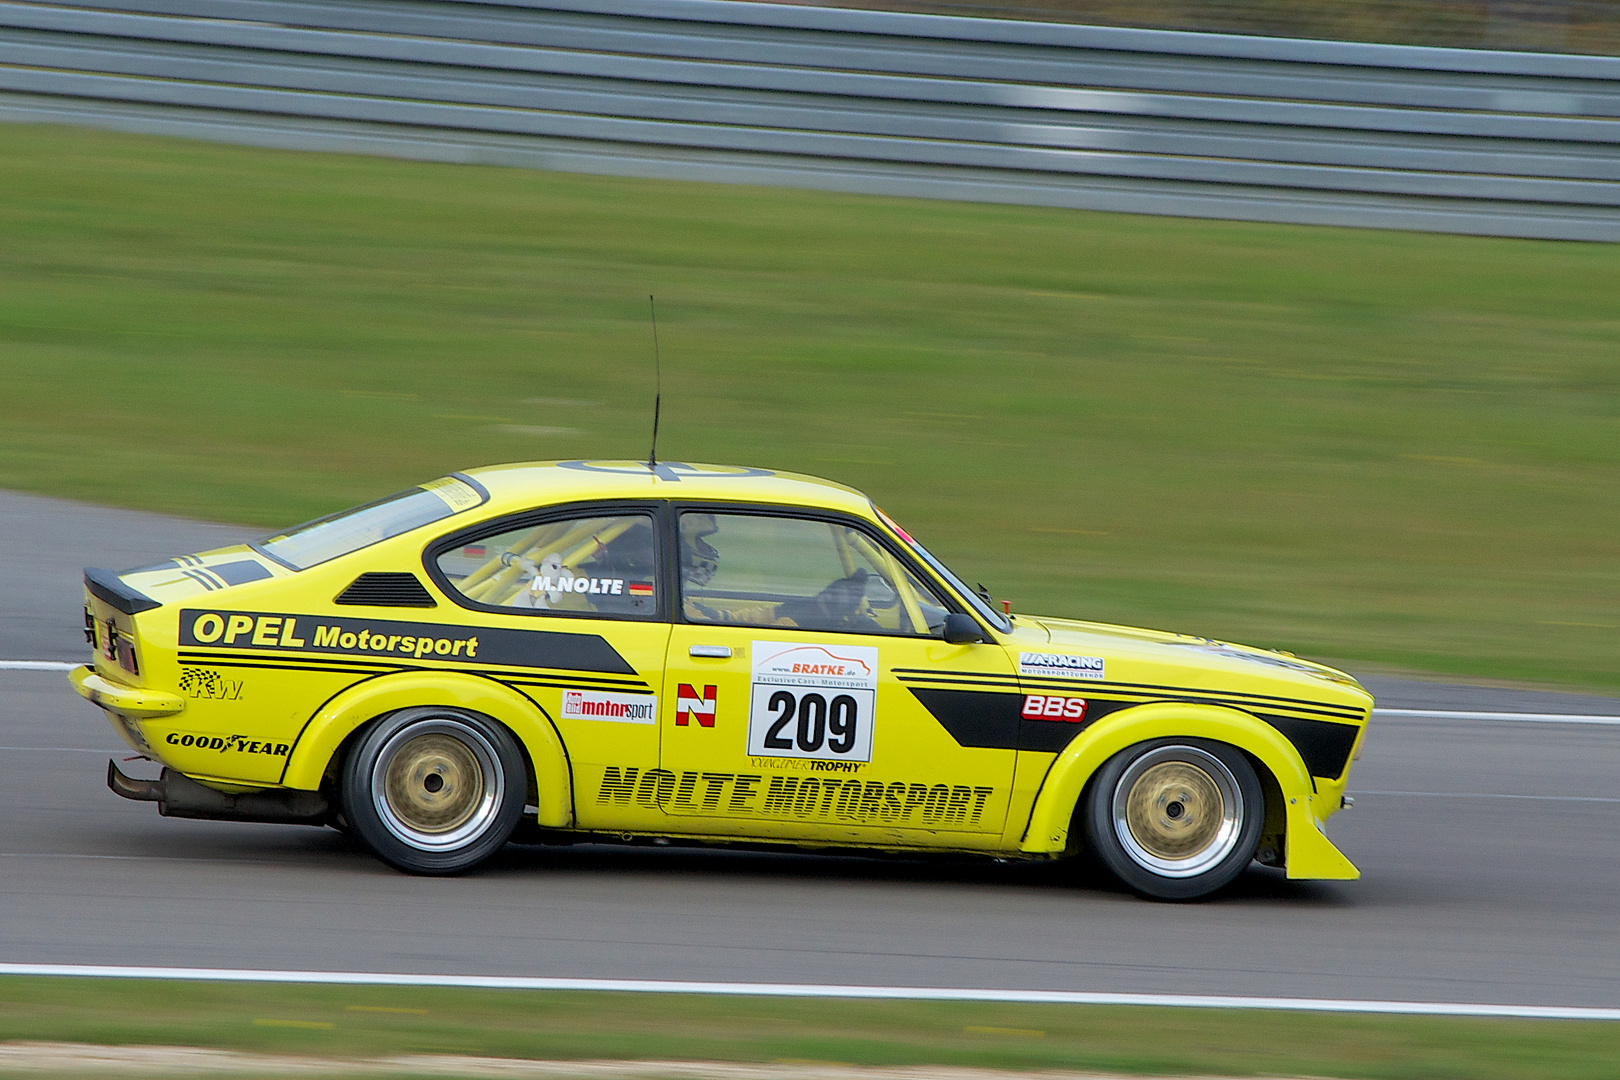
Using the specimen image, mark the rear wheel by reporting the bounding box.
[342,707,525,875]
[1084,739,1263,900]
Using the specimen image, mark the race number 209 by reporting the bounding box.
[747,641,878,762]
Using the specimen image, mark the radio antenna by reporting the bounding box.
[646,294,662,471]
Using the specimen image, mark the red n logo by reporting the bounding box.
[675,683,717,727]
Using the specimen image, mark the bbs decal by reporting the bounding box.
[746,641,877,762]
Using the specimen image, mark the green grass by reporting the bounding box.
[2,978,1620,1079]
[1,122,1616,689]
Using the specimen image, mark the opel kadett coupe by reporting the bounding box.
[75,461,1369,899]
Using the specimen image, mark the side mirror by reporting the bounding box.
[942,612,985,644]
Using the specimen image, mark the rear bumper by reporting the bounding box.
[69,665,183,719]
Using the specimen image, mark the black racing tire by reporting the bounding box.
[341,707,526,875]
[1083,738,1264,901]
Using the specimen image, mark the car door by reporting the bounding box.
[428,502,671,832]
[658,508,1017,848]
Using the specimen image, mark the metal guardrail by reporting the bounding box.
[2,0,1618,239]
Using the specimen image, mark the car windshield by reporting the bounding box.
[871,505,1012,632]
[254,476,487,571]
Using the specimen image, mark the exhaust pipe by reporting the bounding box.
[107,759,328,825]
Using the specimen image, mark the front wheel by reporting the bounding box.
[342,707,526,875]
[1084,739,1264,901]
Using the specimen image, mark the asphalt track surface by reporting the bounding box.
[4,490,1620,1007]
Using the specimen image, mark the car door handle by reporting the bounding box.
[689,645,732,658]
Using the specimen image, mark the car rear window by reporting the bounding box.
[255,476,487,571]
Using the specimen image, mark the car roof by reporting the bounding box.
[461,460,875,518]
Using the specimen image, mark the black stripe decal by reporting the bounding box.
[1256,713,1361,780]
[176,653,648,690]
[182,569,219,592]
[907,688,1361,778]
[1026,688,1362,723]
[906,688,1134,753]
[174,660,374,676]
[898,677,1360,724]
[177,609,639,674]
[896,674,1021,690]
[209,560,274,586]
[893,667,1364,720]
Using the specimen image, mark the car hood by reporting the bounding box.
[1009,614,1373,713]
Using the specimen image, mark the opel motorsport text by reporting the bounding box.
[75,461,1369,899]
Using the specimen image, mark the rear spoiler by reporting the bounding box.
[84,568,161,615]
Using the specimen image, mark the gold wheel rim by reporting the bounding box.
[1123,760,1226,862]
[382,732,485,836]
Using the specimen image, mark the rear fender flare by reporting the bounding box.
[280,671,571,826]
[1019,701,1318,858]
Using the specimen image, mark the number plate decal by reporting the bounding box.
[746,641,879,762]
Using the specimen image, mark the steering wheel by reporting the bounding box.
[807,568,881,631]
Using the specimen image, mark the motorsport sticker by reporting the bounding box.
[560,689,657,725]
[1018,652,1105,681]
[746,641,878,762]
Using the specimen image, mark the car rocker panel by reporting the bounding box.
[74,460,1371,898]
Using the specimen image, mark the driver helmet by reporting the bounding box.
[679,513,720,586]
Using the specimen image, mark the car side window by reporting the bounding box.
[679,512,949,636]
[436,513,657,618]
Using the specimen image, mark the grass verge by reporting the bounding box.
[1,123,1616,689]
[3,978,1620,1079]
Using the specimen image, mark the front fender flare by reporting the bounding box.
[279,671,572,827]
[1019,701,1357,880]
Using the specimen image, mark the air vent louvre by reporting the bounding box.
[335,572,436,608]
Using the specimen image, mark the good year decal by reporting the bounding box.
[746,641,878,763]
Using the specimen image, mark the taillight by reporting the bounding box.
[84,608,96,645]
[100,619,139,675]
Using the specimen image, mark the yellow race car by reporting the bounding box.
[75,460,1369,899]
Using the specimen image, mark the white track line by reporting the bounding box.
[1373,708,1620,724]
[0,660,77,671]
[1350,789,1620,803]
[0,964,1615,1021]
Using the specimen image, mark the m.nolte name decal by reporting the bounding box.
[178,609,636,674]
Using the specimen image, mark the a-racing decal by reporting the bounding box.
[560,689,657,725]
[746,642,877,763]
[1018,652,1105,681]
[178,609,637,674]
[675,683,716,727]
[596,765,995,828]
